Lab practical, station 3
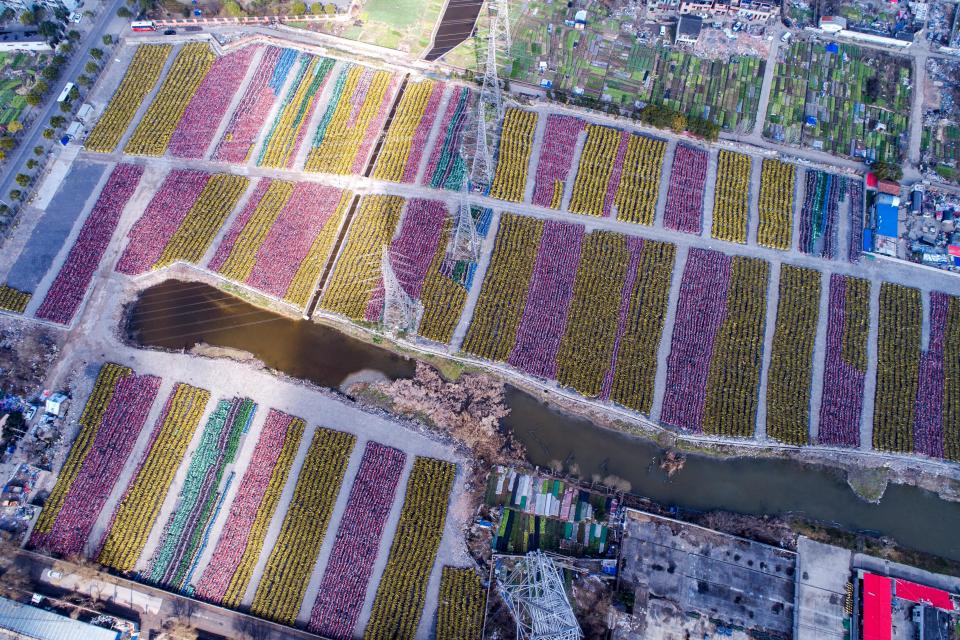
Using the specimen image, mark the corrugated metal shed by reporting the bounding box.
[0,597,120,640]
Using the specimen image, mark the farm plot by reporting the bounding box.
[799,170,845,259]
[490,108,538,203]
[423,86,473,190]
[873,283,921,453]
[711,151,751,243]
[435,567,486,640]
[304,65,398,175]
[373,79,444,183]
[663,144,708,234]
[568,124,627,218]
[945,297,960,461]
[531,114,585,209]
[763,40,911,163]
[756,159,796,250]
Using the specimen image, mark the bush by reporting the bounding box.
[291,0,307,13]
[102,34,113,45]
[15,173,30,187]
[7,121,22,134]
[9,190,21,201]
[325,2,336,13]
[50,115,65,128]
[85,61,99,74]
[33,146,43,156]
[117,6,131,17]
[90,48,103,59]
[223,0,245,16]
[42,128,54,139]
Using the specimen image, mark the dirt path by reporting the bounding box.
[754,260,781,441]
[650,243,689,424]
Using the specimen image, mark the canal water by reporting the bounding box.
[127,280,960,562]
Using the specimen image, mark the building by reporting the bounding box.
[0,34,52,53]
[878,179,901,196]
[819,15,847,32]
[574,9,587,29]
[675,14,703,44]
[0,596,120,640]
[858,571,958,640]
[43,393,67,417]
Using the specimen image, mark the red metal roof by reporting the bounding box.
[894,578,956,611]
[866,173,878,188]
[878,180,901,195]
[862,573,893,640]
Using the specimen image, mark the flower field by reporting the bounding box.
[305,65,397,175]
[711,151,751,243]
[364,199,446,322]
[569,125,626,217]
[818,274,869,447]
[944,297,960,462]
[798,170,844,259]
[147,398,256,590]
[914,292,948,458]
[85,45,171,153]
[36,164,144,324]
[257,55,335,168]
[663,144,708,234]
[531,115,584,209]
[701,256,768,437]
[613,134,666,225]
[765,266,820,445]
[848,179,864,263]
[168,47,258,159]
[364,457,455,640]
[29,364,160,554]
[424,87,472,190]
[373,80,443,183]
[320,195,404,319]
[555,231,632,398]
[462,215,544,361]
[489,108,537,203]
[98,383,210,573]
[0,284,28,312]
[756,159,795,250]
[435,567,486,640]
[418,220,468,344]
[124,43,216,156]
[508,220,585,379]
[250,427,355,626]
[209,179,293,280]
[606,240,676,413]
[194,409,305,607]
[308,441,406,639]
[873,283,921,453]
[214,47,297,163]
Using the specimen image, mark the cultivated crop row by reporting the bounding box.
[798,170,843,259]
[873,283,921,453]
[531,115,584,208]
[490,108,537,203]
[373,80,443,182]
[424,87,471,190]
[711,150,751,243]
[914,292,947,458]
[614,134,666,225]
[663,144,708,234]
[756,159,795,250]
[0,285,30,313]
[435,567,486,640]
[848,179,864,263]
[945,297,960,461]
[418,220,468,344]
[569,125,626,217]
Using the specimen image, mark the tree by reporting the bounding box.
[14,174,30,187]
[37,20,60,39]
[1,7,15,22]
[311,2,325,14]
[33,146,43,156]
[42,128,54,139]
[9,190,21,201]
[872,161,903,182]
[58,42,73,54]
[52,5,67,21]
[0,150,6,162]
[223,0,245,17]
[25,93,41,106]
[90,47,103,59]
[291,0,307,13]
[0,137,14,150]
[42,65,60,81]
[117,6,132,17]
[77,74,92,87]
[102,34,113,46]
[324,3,336,14]
[19,11,35,25]
[51,54,67,67]
[26,159,37,169]
[67,29,81,41]
[59,101,72,113]
[84,61,99,74]
[50,115,65,128]
[68,85,79,100]
[7,121,22,134]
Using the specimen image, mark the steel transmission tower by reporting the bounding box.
[499,551,583,640]
[379,246,423,334]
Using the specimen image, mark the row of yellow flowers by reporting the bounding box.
[711,150,751,244]
[756,158,796,250]
[462,214,544,361]
[155,175,249,269]
[98,383,210,573]
[125,43,215,156]
[555,231,631,398]
[568,124,620,217]
[435,567,486,640]
[614,134,666,225]
[364,457,456,639]
[873,283,922,454]
[86,45,171,153]
[221,416,305,608]
[0,284,31,313]
[373,79,438,182]
[945,298,960,462]
[765,265,820,445]
[33,363,131,535]
[320,195,403,319]
[608,241,675,415]
[489,109,537,203]
[250,427,355,625]
[284,191,353,308]
[418,222,467,344]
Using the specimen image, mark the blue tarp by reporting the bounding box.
[876,203,899,237]
[863,228,874,251]
[806,115,817,126]
[825,42,839,53]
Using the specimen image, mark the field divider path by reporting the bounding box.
[203,45,268,161]
[860,279,881,451]
[837,193,852,263]
[414,84,453,186]
[115,43,182,154]
[249,54,306,167]
[450,208,502,351]
[650,243,689,423]
[751,34,780,140]
[747,155,762,247]
[790,165,804,254]
[754,259,781,441]
[290,59,345,172]
[523,112,548,205]
[809,269,830,443]
[700,148,718,238]
[653,139,677,229]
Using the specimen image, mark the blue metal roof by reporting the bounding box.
[0,597,120,640]
[876,203,899,237]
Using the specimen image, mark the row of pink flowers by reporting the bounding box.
[244,182,345,298]
[603,131,630,217]
[914,290,948,457]
[364,199,447,321]
[29,372,161,556]
[307,441,406,639]
[660,248,732,432]
[399,83,444,183]
[114,169,209,275]
[508,220,585,379]
[193,409,299,604]
[531,115,584,208]
[817,274,866,447]
[600,236,644,400]
[848,179,865,263]
[213,47,288,164]
[423,86,471,190]
[207,178,275,273]
[169,47,258,159]
[662,144,707,234]
[35,164,144,324]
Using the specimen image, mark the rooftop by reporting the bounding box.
[0,597,120,640]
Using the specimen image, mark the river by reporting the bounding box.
[127,280,960,562]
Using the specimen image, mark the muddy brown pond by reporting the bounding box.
[127,280,960,563]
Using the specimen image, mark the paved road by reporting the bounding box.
[0,0,127,207]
